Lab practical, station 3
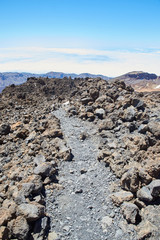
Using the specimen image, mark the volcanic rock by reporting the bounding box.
[121,167,139,193]
[8,216,29,240]
[17,203,45,222]
[137,186,153,202]
[121,202,139,224]
[110,190,134,206]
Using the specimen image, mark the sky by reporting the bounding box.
[0,0,160,77]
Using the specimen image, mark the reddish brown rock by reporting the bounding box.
[121,167,140,193]
[0,208,12,226]
[110,190,134,206]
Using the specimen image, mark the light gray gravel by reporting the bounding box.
[45,108,137,240]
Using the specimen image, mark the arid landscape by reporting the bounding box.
[1,0,160,239]
[0,76,160,239]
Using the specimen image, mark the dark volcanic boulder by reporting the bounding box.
[0,124,10,136]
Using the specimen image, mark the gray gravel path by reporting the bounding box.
[45,109,137,240]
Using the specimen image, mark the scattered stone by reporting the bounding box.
[0,208,12,226]
[8,216,29,240]
[121,167,139,192]
[81,97,93,105]
[138,205,160,239]
[34,154,46,165]
[79,132,87,141]
[132,99,145,111]
[16,128,29,139]
[24,175,43,194]
[144,159,160,178]
[123,106,136,122]
[110,190,134,206]
[63,225,70,232]
[59,145,72,161]
[101,216,113,231]
[2,199,17,216]
[121,202,139,224]
[17,203,45,222]
[138,124,149,134]
[90,89,99,100]
[48,231,58,240]
[0,124,10,136]
[137,186,153,202]
[34,162,54,178]
[99,119,115,131]
[138,168,152,185]
[95,108,105,119]
[80,169,87,174]
[148,179,160,197]
[75,188,83,194]
[137,179,160,203]
[137,220,157,240]
[62,101,70,109]
[148,121,160,138]
[20,182,35,197]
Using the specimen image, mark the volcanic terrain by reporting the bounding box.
[0,76,160,239]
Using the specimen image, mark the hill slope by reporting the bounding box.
[112,71,160,92]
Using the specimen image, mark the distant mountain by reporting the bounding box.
[45,71,110,80]
[0,71,110,92]
[1,70,160,93]
[111,71,160,92]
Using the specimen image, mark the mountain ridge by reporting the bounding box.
[1,70,160,93]
[0,71,111,92]
[111,71,160,92]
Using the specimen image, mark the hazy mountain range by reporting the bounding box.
[0,71,160,93]
[0,72,110,92]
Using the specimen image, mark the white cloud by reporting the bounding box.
[0,47,160,77]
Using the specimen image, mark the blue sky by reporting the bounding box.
[0,0,160,76]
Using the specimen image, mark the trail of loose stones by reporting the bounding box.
[45,108,137,240]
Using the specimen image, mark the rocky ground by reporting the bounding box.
[0,76,160,239]
[46,109,137,240]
